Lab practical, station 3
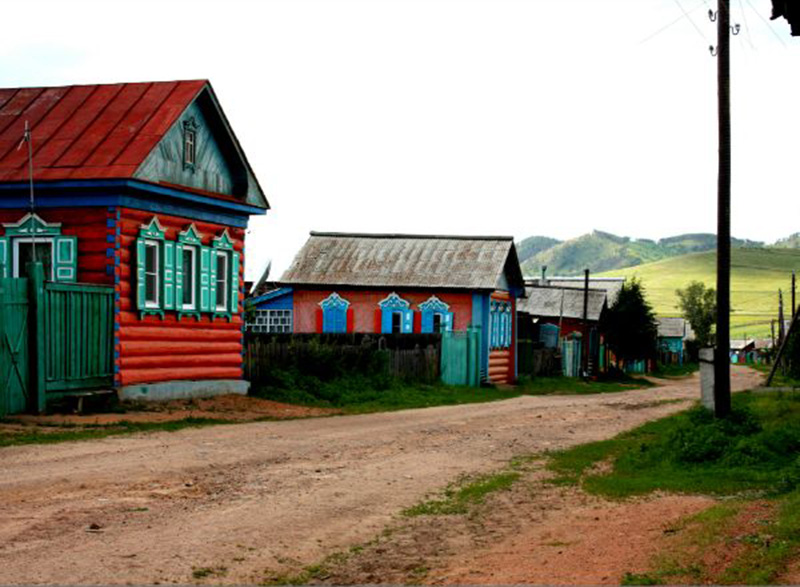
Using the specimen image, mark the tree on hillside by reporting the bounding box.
[601,278,658,366]
[676,281,716,348]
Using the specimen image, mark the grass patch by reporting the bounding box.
[546,390,800,583]
[403,471,520,516]
[0,417,232,448]
[548,390,800,498]
[650,362,699,379]
[517,373,653,396]
[253,373,521,414]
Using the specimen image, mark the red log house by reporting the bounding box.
[0,80,268,401]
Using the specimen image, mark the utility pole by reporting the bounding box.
[582,268,589,377]
[793,271,796,319]
[779,289,785,344]
[713,0,732,417]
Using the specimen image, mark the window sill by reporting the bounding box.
[177,310,202,322]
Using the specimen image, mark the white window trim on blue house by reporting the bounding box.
[378,292,414,334]
[320,292,350,333]
[419,295,453,333]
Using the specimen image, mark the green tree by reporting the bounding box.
[676,281,716,347]
[601,278,658,365]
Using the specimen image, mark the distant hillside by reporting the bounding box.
[517,230,764,276]
[597,248,800,338]
[516,236,561,262]
[774,233,800,249]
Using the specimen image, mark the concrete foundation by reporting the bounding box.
[119,379,249,402]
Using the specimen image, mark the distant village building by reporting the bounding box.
[247,232,525,384]
[656,317,692,365]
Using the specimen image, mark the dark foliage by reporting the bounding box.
[601,278,658,364]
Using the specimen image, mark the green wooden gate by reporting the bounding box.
[0,277,30,415]
[440,327,481,386]
[44,282,114,394]
[0,265,114,415]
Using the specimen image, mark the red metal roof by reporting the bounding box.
[0,80,207,183]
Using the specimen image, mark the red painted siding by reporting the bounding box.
[116,207,245,387]
[0,207,113,285]
[292,289,473,333]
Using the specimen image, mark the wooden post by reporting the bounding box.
[714,0,732,417]
[26,262,46,414]
[779,289,785,344]
[582,268,589,377]
[793,271,796,319]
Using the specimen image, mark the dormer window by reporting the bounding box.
[183,118,198,170]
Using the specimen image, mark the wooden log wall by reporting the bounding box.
[115,207,245,387]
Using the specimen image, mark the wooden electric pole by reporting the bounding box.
[792,271,796,318]
[714,0,732,417]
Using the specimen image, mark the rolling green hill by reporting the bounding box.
[597,248,800,339]
[518,231,763,276]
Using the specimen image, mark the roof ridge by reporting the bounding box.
[309,231,514,241]
[0,79,209,92]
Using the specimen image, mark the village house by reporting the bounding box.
[517,284,608,376]
[0,80,268,409]
[657,317,693,365]
[247,232,525,384]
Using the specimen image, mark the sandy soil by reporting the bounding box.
[0,367,761,585]
[7,394,340,426]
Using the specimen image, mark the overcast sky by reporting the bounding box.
[1,0,797,280]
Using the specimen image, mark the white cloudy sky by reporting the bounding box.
[1,0,797,279]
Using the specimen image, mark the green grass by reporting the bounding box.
[254,380,523,414]
[547,390,800,583]
[403,471,521,516]
[517,374,653,395]
[0,417,233,448]
[548,390,800,498]
[599,248,800,339]
[650,362,699,379]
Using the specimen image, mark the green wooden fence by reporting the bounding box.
[440,327,481,386]
[0,263,113,415]
[44,281,114,394]
[0,277,30,415]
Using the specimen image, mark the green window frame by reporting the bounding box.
[1,213,77,282]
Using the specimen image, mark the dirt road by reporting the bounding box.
[0,367,761,584]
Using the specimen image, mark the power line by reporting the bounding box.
[673,0,710,40]
[639,0,709,44]
[743,0,788,46]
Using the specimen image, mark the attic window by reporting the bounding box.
[183,118,198,170]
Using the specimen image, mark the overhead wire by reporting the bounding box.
[639,0,709,44]
[743,0,788,46]
[672,0,710,40]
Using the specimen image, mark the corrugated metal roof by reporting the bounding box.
[539,277,625,305]
[518,285,607,321]
[280,232,524,291]
[0,81,206,183]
